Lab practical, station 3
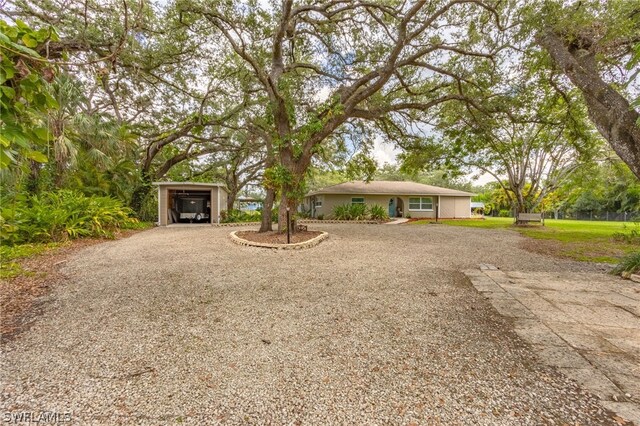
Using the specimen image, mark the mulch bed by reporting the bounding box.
[236,230,323,244]
[0,229,145,343]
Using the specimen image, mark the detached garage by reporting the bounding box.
[154,182,228,225]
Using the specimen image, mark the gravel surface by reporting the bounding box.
[0,224,618,424]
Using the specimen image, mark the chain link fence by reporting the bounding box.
[543,211,640,222]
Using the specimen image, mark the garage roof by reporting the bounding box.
[153,181,226,188]
[308,180,474,197]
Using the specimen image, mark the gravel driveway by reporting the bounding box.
[0,224,618,424]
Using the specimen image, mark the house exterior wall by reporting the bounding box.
[159,187,169,226]
[306,194,470,219]
[157,185,227,225]
[454,197,470,218]
[439,196,455,219]
[212,187,228,223]
[312,194,390,218]
[400,195,435,219]
[439,196,471,219]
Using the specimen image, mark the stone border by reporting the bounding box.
[229,230,329,250]
[213,222,262,227]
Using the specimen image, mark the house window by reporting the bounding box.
[408,197,433,211]
[314,197,323,208]
[351,197,365,204]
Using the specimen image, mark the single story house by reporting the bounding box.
[154,182,228,225]
[303,180,474,219]
[237,196,263,212]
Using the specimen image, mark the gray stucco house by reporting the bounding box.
[303,180,474,219]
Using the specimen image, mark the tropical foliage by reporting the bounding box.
[1,20,58,169]
[0,190,137,244]
[332,203,388,221]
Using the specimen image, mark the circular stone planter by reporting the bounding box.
[229,230,329,250]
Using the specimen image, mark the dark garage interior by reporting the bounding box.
[167,190,212,224]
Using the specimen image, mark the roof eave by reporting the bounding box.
[306,191,474,197]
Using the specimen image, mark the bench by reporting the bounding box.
[517,213,544,225]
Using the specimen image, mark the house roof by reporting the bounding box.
[307,180,474,197]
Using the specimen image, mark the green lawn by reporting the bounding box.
[410,217,639,263]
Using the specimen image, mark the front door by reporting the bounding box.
[388,198,396,217]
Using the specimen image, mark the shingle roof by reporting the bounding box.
[308,180,474,196]
[153,181,225,188]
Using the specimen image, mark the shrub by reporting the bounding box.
[333,204,351,220]
[0,190,137,245]
[317,214,324,220]
[349,203,367,220]
[498,209,512,217]
[612,225,640,245]
[369,205,389,221]
[221,209,262,223]
[332,203,379,221]
[612,251,640,277]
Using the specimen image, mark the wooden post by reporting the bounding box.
[286,207,291,244]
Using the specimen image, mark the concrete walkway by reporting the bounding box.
[384,218,409,224]
[466,265,640,424]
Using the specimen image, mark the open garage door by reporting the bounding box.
[168,190,212,224]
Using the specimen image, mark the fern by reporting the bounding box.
[0,190,137,245]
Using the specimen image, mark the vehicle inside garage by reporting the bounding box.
[168,190,212,224]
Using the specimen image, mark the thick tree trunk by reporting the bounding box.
[226,189,237,212]
[277,188,298,234]
[538,30,640,179]
[259,187,275,232]
[275,149,310,233]
[25,160,42,195]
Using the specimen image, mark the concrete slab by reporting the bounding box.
[385,218,409,225]
[488,299,536,319]
[558,332,625,353]
[513,322,567,347]
[608,372,640,398]
[601,402,640,424]
[533,344,591,369]
[465,267,640,424]
[558,367,622,400]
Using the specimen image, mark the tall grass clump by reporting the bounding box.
[612,251,640,277]
[0,190,138,245]
[369,205,389,221]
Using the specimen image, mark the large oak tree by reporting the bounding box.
[177,0,507,231]
[533,0,640,178]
